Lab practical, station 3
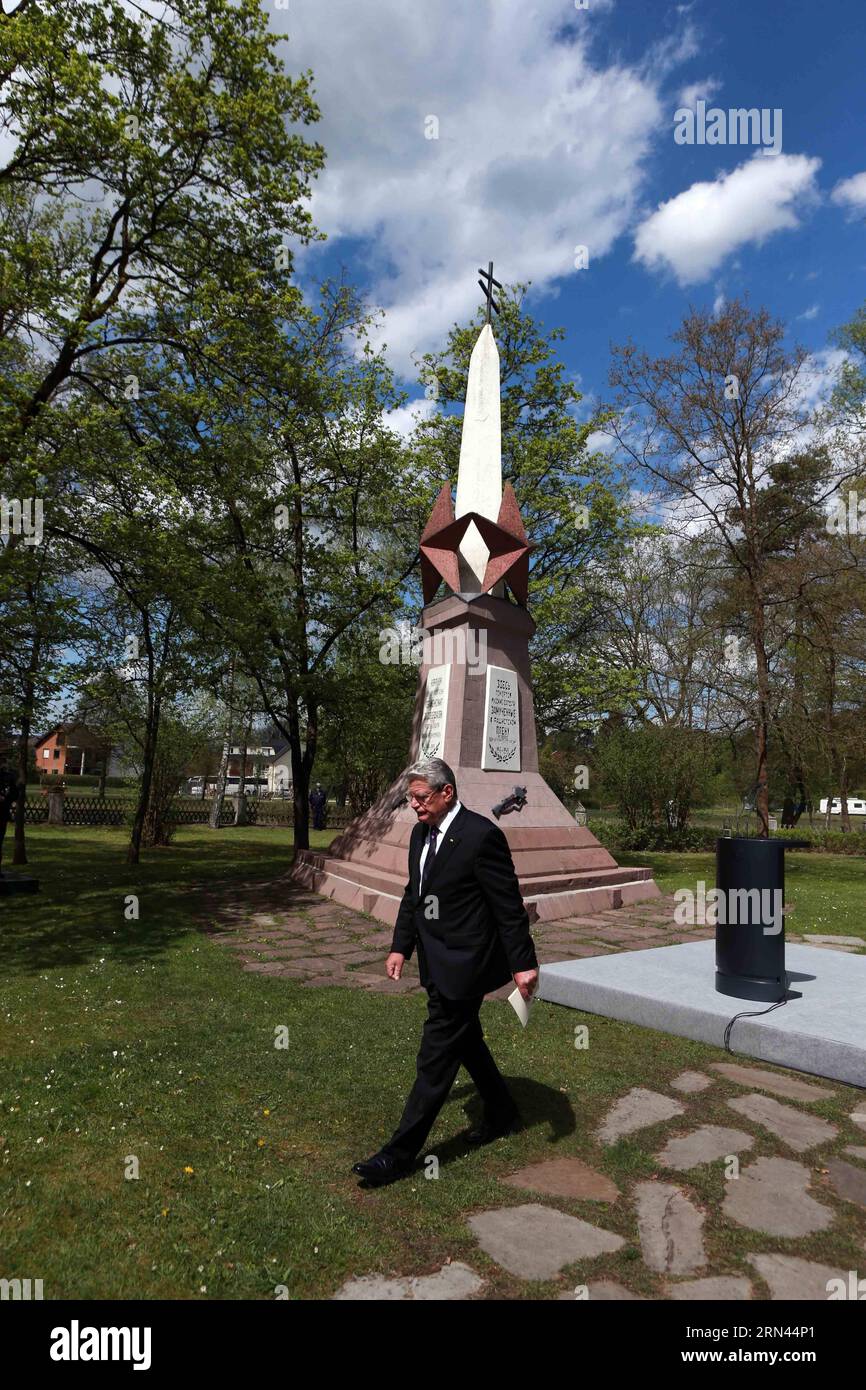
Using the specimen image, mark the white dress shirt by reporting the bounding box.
[418,799,462,886]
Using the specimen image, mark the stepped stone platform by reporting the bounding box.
[292,770,658,926]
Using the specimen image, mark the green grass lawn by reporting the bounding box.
[616,850,866,940]
[1,826,864,1300]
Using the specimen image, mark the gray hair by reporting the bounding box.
[405,757,457,795]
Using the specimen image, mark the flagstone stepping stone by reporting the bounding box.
[709,1062,834,1102]
[556,1281,644,1300]
[467,1203,624,1280]
[242,960,317,976]
[332,1261,484,1300]
[502,1158,620,1202]
[844,1146,866,1162]
[851,1108,866,1131]
[747,1254,849,1301]
[825,1158,866,1208]
[277,955,345,972]
[634,1183,706,1275]
[727,1094,837,1152]
[802,934,865,951]
[670,1072,713,1094]
[655,1125,754,1171]
[723,1157,832,1236]
[597,1088,685,1145]
[666,1276,752,1300]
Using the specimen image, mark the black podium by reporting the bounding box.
[715,836,796,1003]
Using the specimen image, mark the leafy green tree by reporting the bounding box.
[829,302,866,438]
[607,300,846,836]
[593,724,712,833]
[316,618,417,814]
[1,0,326,860]
[167,281,425,850]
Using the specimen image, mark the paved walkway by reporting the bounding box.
[332,1066,866,1300]
[200,881,738,994]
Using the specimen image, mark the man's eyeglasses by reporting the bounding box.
[407,790,437,805]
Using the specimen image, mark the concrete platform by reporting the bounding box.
[539,940,866,1089]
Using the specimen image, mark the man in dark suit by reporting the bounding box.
[352,757,538,1187]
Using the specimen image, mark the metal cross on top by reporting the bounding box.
[477,261,502,324]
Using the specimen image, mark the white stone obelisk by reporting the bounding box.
[454,323,503,597]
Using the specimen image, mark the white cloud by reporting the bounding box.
[677,77,722,110]
[633,152,821,284]
[792,348,848,417]
[797,303,820,321]
[271,0,674,372]
[831,171,866,214]
[385,398,436,439]
[585,429,618,456]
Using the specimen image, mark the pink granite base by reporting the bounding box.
[291,768,659,926]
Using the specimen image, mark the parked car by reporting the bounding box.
[225,777,266,796]
[819,795,866,815]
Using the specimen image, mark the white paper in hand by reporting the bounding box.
[508,986,535,1028]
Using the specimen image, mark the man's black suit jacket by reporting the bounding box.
[390,804,538,1000]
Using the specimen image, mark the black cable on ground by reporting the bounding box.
[723,973,791,1052]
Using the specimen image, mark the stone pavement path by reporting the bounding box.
[331,1062,866,1300]
[200,882,728,995]
[200,877,855,994]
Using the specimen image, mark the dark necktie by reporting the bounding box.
[419,825,439,894]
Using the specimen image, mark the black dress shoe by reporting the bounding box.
[351,1152,413,1186]
[465,1114,523,1146]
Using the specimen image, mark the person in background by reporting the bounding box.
[309,782,327,830]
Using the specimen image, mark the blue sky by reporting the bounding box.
[272,0,866,426]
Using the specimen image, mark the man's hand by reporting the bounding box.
[513,968,538,1002]
[386,951,405,980]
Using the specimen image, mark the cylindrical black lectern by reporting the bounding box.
[715,837,787,1002]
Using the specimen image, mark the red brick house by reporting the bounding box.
[33,723,111,778]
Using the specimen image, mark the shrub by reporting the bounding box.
[592,725,712,832]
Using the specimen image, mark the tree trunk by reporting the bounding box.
[13,711,30,865]
[838,755,851,833]
[234,723,249,826]
[13,630,42,865]
[751,596,771,838]
[290,707,310,853]
[209,659,236,830]
[128,699,160,865]
[209,738,231,830]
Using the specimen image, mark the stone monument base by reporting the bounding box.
[291,768,658,926]
[0,873,40,895]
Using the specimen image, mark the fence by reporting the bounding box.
[23,794,359,829]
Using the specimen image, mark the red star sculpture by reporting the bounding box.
[419,482,533,605]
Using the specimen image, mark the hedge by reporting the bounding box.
[590,819,866,856]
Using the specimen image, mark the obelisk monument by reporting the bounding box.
[292,267,659,923]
